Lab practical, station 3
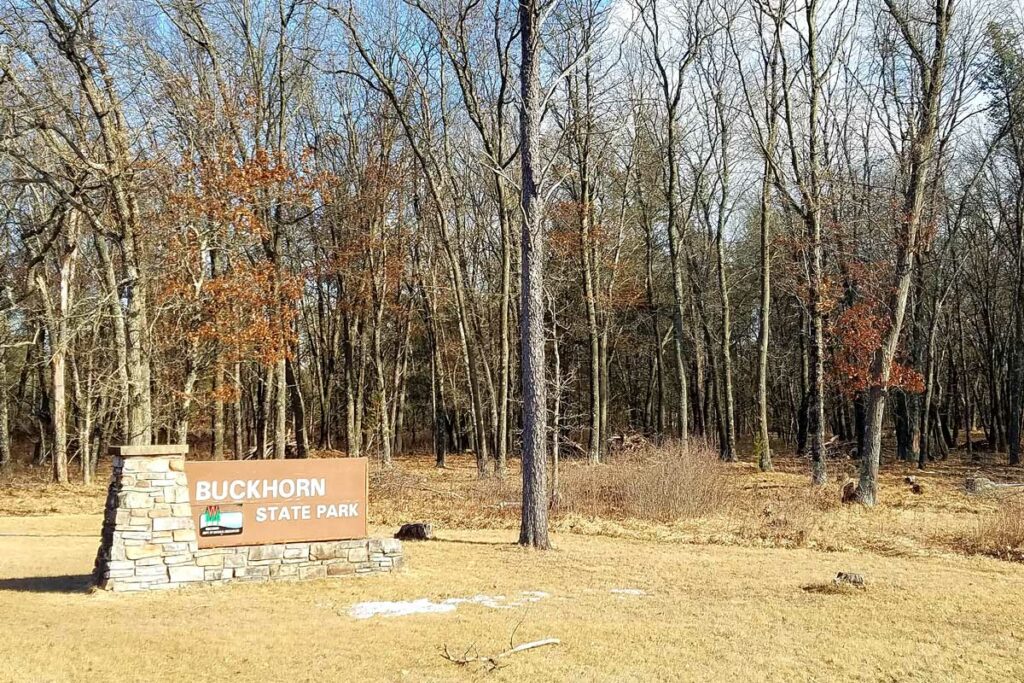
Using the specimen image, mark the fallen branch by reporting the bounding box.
[561,439,587,456]
[965,476,1024,494]
[502,638,560,656]
[442,638,560,671]
[741,483,800,491]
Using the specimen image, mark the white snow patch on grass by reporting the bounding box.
[348,599,458,619]
[445,595,509,609]
[520,590,550,600]
[348,591,551,619]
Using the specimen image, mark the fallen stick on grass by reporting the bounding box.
[442,638,561,670]
[964,476,1024,494]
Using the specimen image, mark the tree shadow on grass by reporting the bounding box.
[0,574,93,594]
[801,582,864,595]
[433,536,521,547]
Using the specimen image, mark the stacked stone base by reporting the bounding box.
[94,446,402,593]
[98,538,403,592]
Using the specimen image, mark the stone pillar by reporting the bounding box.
[93,445,404,592]
[93,445,202,592]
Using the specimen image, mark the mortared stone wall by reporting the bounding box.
[92,446,401,592]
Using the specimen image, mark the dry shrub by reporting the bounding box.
[368,461,523,529]
[0,464,104,516]
[738,498,817,547]
[963,498,1024,562]
[807,481,844,512]
[555,445,733,523]
[460,476,521,524]
[734,483,843,548]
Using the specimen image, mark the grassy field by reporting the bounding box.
[1,448,1023,681]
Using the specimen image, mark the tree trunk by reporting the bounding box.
[344,312,360,457]
[715,196,737,463]
[582,191,602,465]
[287,358,309,458]
[257,364,273,459]
[756,163,773,471]
[95,236,130,438]
[373,296,392,468]
[176,359,198,446]
[496,184,513,477]
[550,292,562,501]
[49,324,68,484]
[0,346,9,469]
[796,310,810,454]
[859,0,952,505]
[122,234,152,447]
[274,358,287,459]
[518,0,550,549]
[232,362,244,459]
[213,362,225,460]
[71,358,93,484]
[808,270,827,485]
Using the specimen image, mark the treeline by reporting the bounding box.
[1,0,1022,505]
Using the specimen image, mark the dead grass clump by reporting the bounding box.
[738,497,819,548]
[556,445,733,523]
[0,464,105,516]
[808,481,844,512]
[962,499,1024,562]
[460,476,521,523]
[735,479,858,549]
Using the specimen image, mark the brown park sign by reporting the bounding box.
[185,458,367,549]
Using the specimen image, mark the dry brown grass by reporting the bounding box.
[0,466,105,516]
[960,498,1024,562]
[554,445,733,522]
[365,446,1024,564]
[2,516,1024,682]
[4,446,1024,680]
[4,443,1024,565]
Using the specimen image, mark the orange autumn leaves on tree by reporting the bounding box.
[171,146,315,243]
[547,199,642,311]
[773,226,924,397]
[831,302,924,396]
[155,146,313,366]
[195,261,302,364]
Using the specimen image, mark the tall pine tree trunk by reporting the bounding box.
[518,0,549,549]
[0,345,9,469]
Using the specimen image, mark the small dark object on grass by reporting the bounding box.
[904,476,917,485]
[833,572,866,588]
[910,483,924,495]
[841,480,858,504]
[396,522,434,541]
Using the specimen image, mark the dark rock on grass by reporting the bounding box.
[833,572,866,588]
[841,480,858,504]
[396,522,434,541]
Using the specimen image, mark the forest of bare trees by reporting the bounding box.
[2,0,1023,526]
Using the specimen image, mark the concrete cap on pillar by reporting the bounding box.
[108,444,189,457]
